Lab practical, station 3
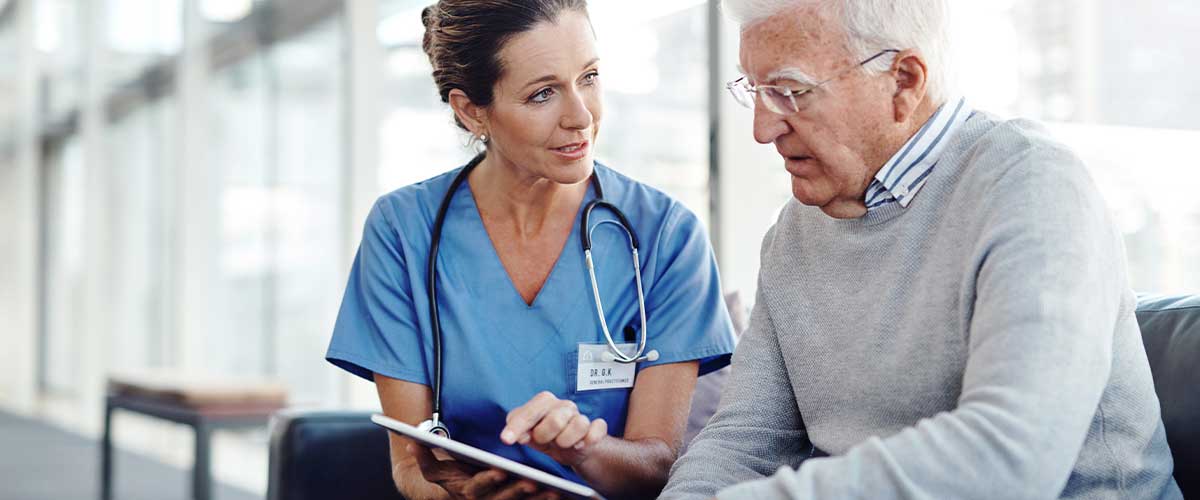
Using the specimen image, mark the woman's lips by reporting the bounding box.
[551,141,590,160]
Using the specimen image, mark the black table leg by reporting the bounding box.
[101,400,114,500]
[193,422,212,500]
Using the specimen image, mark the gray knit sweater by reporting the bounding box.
[661,114,1182,500]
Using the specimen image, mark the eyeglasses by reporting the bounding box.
[727,49,900,115]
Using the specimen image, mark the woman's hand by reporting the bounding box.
[500,391,608,468]
[409,443,560,500]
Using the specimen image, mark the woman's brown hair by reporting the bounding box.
[421,0,590,131]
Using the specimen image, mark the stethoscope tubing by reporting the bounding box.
[424,155,483,431]
[424,155,652,437]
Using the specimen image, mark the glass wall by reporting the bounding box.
[265,16,345,404]
[0,3,18,180]
[34,0,85,122]
[104,0,182,88]
[951,0,1200,293]
[207,13,346,403]
[106,101,177,373]
[35,0,87,396]
[34,0,184,396]
[38,137,86,395]
[210,51,273,377]
[13,0,350,493]
[376,0,473,193]
[590,0,711,224]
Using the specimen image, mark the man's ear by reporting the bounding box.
[890,49,929,123]
[448,89,488,137]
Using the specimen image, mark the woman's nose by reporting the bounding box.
[561,91,594,130]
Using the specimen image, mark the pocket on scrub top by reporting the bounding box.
[563,347,634,419]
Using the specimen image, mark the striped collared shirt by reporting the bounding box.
[864,97,972,211]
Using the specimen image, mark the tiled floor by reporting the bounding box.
[0,409,260,500]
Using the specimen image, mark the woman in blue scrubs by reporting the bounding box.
[326,1,736,498]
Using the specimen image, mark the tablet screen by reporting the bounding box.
[370,414,604,500]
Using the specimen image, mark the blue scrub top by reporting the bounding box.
[326,161,736,484]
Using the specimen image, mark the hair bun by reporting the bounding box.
[421,4,439,59]
[421,5,438,29]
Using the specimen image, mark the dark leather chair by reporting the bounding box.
[267,295,1198,499]
[267,410,403,500]
[1135,294,1200,497]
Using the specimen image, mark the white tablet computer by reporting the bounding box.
[370,414,605,500]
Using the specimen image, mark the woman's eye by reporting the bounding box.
[531,88,554,103]
[582,72,599,85]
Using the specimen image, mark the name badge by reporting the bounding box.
[576,343,637,391]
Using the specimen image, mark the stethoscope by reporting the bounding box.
[418,154,658,439]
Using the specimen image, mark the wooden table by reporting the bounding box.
[101,373,287,500]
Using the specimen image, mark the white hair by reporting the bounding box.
[723,0,952,104]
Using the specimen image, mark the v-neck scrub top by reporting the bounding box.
[326,162,737,484]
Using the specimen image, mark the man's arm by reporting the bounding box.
[660,281,814,500]
[711,147,1127,500]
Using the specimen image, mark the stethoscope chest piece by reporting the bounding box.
[417,414,451,439]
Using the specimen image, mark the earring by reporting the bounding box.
[473,133,489,154]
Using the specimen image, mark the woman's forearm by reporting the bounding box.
[572,435,678,499]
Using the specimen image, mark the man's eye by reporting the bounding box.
[777,85,801,95]
[767,87,794,99]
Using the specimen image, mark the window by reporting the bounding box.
[106,101,177,372]
[952,0,1200,293]
[0,10,16,153]
[590,0,712,225]
[38,137,86,395]
[208,15,346,404]
[268,17,346,404]
[104,0,182,87]
[210,52,273,377]
[36,0,86,121]
[376,0,474,193]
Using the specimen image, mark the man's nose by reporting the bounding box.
[752,101,788,145]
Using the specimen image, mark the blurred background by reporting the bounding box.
[0,0,1197,498]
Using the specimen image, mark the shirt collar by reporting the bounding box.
[865,96,971,209]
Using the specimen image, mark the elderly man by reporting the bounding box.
[662,1,1182,499]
